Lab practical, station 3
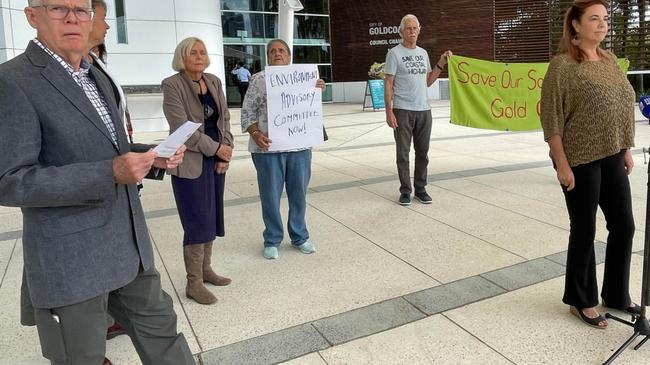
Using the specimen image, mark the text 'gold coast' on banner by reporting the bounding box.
[448,55,629,131]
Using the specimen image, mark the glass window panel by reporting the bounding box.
[294,15,329,41]
[115,0,127,44]
[322,84,332,102]
[220,0,265,11]
[292,45,330,63]
[317,65,331,83]
[222,12,266,39]
[299,0,329,14]
[265,14,277,38]
[224,45,266,107]
[264,0,278,12]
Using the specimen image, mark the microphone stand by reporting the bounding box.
[602,147,650,364]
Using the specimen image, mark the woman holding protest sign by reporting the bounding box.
[162,37,233,305]
[241,39,326,260]
[540,0,639,329]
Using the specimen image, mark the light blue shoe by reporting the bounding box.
[263,246,279,259]
[295,241,316,254]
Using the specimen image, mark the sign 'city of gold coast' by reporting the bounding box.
[448,55,629,131]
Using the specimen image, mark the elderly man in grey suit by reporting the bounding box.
[0,1,195,364]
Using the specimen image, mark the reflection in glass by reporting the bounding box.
[322,84,332,102]
[265,14,277,38]
[220,0,279,11]
[298,0,329,14]
[222,12,278,40]
[293,45,330,64]
[265,0,278,12]
[115,0,127,44]
[220,0,263,11]
[220,0,332,103]
[317,65,331,83]
[224,45,266,107]
[294,15,329,41]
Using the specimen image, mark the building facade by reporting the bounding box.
[220,0,332,106]
[1,1,648,130]
[1,0,226,131]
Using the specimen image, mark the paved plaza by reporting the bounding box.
[2,101,650,364]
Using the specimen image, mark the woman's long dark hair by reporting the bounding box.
[92,43,107,63]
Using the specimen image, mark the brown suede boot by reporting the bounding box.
[183,244,217,305]
[203,242,232,286]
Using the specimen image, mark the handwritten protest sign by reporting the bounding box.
[265,64,324,151]
[448,55,629,131]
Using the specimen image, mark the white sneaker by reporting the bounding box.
[263,246,278,259]
[295,241,316,254]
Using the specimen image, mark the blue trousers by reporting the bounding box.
[252,150,311,247]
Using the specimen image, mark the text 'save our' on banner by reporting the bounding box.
[265,64,324,151]
[448,55,629,131]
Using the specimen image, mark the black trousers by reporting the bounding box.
[561,150,635,309]
[238,82,249,106]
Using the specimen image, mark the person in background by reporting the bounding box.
[163,37,234,305]
[87,1,177,360]
[240,38,325,260]
[384,14,452,206]
[540,0,640,329]
[231,61,251,107]
[90,42,106,62]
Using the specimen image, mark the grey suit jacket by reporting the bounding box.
[162,72,233,179]
[0,41,154,308]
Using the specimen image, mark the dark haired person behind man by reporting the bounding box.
[0,1,194,364]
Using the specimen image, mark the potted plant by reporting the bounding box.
[368,62,385,79]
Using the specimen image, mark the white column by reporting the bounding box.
[278,0,303,62]
[0,8,6,63]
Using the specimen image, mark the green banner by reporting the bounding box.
[448,55,630,131]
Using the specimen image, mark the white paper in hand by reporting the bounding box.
[154,121,201,158]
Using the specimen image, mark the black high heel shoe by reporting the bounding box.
[570,306,608,329]
[602,301,643,316]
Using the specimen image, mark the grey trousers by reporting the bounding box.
[393,109,433,194]
[33,266,195,365]
[23,272,117,329]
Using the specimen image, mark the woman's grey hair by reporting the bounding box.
[266,39,291,57]
[399,14,420,32]
[171,37,211,72]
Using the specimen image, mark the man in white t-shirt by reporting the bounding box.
[384,14,452,206]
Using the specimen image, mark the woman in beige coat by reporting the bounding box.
[162,37,233,305]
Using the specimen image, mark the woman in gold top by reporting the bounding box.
[541,0,640,329]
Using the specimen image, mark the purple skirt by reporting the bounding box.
[171,156,225,245]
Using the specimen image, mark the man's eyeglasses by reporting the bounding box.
[32,5,94,22]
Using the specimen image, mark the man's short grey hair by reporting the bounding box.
[28,0,92,6]
[399,14,420,32]
[171,37,211,72]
